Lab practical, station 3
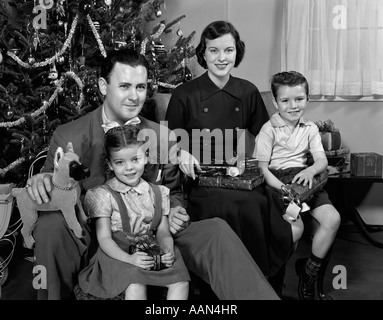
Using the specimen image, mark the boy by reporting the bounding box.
[255,71,341,300]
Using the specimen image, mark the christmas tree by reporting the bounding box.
[0,0,195,185]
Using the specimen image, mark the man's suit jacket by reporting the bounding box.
[41,105,184,208]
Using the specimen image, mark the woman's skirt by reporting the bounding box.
[186,182,292,277]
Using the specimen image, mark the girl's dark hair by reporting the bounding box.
[104,125,145,161]
[271,71,310,100]
[196,20,245,69]
[100,48,150,83]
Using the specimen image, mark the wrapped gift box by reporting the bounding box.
[325,147,350,157]
[198,171,264,190]
[350,153,383,177]
[320,131,341,151]
[289,171,328,202]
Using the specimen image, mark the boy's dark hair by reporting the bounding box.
[196,20,245,69]
[100,48,150,83]
[104,125,145,161]
[271,71,309,100]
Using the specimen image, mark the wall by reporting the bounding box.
[164,0,383,224]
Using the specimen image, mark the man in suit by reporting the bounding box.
[25,48,278,300]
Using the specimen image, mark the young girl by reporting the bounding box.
[78,125,190,300]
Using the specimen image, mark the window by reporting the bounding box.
[281,0,383,100]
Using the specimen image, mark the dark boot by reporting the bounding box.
[295,257,319,300]
[268,265,286,298]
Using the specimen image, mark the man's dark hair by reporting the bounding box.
[100,48,150,83]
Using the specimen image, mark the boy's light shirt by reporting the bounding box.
[255,113,324,170]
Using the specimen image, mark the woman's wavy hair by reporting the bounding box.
[196,20,245,69]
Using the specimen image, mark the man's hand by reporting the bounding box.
[177,149,201,180]
[25,173,53,205]
[168,206,190,235]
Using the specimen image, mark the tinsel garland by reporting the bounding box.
[0,72,84,176]
[6,15,79,69]
[0,71,84,129]
[0,157,25,177]
[140,23,166,55]
[86,15,107,58]
[156,81,181,89]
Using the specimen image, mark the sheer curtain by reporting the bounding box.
[281,0,383,97]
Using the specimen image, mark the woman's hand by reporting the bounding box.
[25,172,54,205]
[161,249,175,267]
[177,149,201,180]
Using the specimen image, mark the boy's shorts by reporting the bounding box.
[306,189,333,210]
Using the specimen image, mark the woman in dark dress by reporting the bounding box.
[165,21,292,279]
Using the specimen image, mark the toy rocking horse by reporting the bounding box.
[11,142,90,249]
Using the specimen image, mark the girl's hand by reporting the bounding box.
[131,251,154,270]
[161,250,175,267]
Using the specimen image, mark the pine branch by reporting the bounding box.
[164,15,186,32]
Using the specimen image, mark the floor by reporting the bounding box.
[1,219,383,300]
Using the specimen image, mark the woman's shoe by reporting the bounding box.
[295,258,315,300]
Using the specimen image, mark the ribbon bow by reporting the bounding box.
[280,185,310,222]
[101,117,141,133]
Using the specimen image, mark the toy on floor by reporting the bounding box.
[11,142,90,249]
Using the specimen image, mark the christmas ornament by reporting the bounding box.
[114,40,127,50]
[4,107,15,120]
[26,152,36,162]
[184,67,192,82]
[56,55,66,65]
[27,54,36,65]
[81,2,92,15]
[93,21,100,32]
[177,29,183,37]
[0,51,2,63]
[48,63,59,80]
[155,9,162,17]
[104,0,112,5]
[9,48,21,55]
[76,55,86,66]
[154,42,165,55]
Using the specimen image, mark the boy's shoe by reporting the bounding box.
[295,258,316,300]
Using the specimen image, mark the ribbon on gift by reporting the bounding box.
[280,185,310,222]
[315,119,339,133]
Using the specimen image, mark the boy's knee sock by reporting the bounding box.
[304,253,322,282]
